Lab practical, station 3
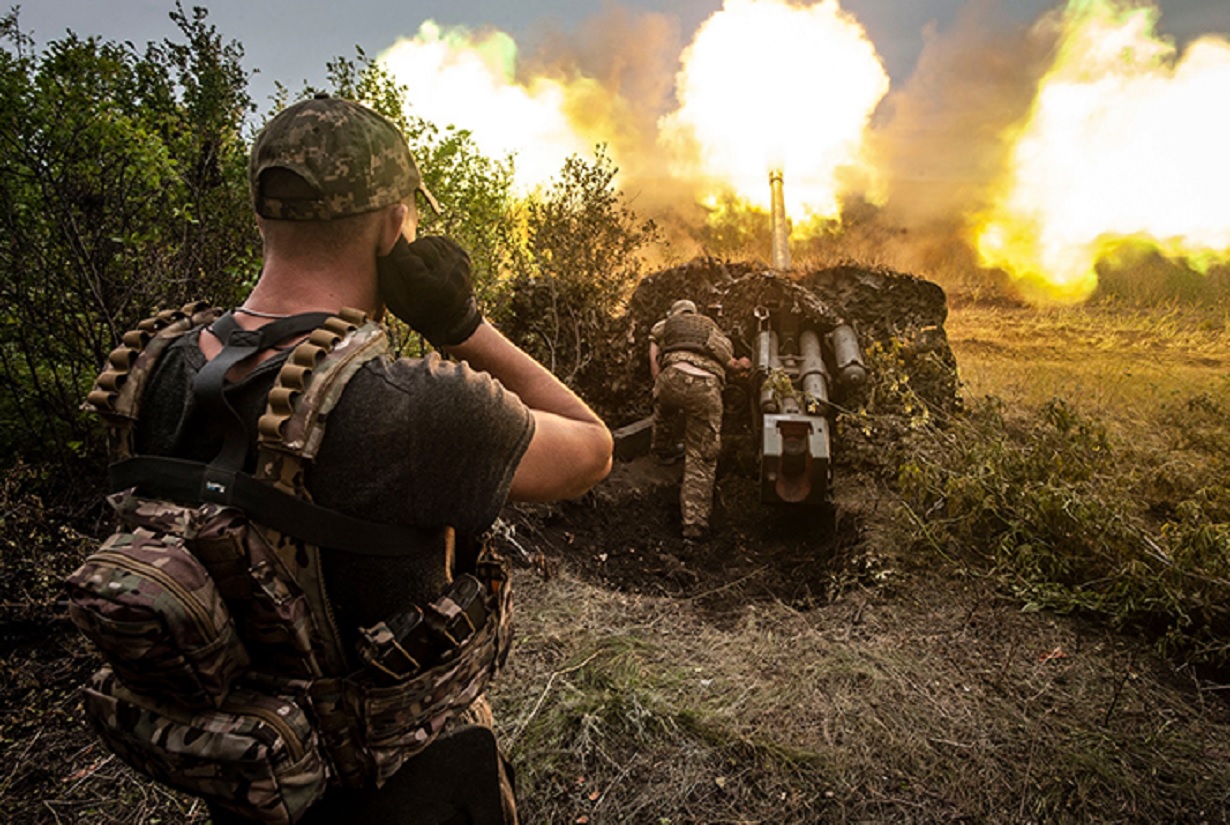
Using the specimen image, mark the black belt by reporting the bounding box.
[109,456,434,557]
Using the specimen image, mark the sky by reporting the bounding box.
[18,0,1230,107]
[15,1,1230,300]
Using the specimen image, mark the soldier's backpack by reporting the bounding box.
[65,304,513,824]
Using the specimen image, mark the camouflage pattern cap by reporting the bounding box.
[250,94,441,221]
[669,299,698,317]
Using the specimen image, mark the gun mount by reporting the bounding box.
[751,300,867,504]
[744,170,863,504]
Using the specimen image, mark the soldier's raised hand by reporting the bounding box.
[377,236,483,348]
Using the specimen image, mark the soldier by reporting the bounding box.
[90,95,612,824]
[649,299,750,540]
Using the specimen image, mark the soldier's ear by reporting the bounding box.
[377,204,409,256]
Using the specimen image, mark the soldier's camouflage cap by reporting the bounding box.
[669,299,698,316]
[249,94,440,221]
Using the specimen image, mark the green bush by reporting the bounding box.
[0,6,257,465]
[896,394,1230,667]
[504,146,662,385]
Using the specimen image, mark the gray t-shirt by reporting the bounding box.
[135,325,534,643]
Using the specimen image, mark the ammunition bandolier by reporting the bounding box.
[67,303,513,824]
[658,312,732,380]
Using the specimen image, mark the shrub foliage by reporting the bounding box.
[504,146,662,383]
[896,392,1230,668]
[0,5,257,465]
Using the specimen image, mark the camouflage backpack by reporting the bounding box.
[65,303,513,824]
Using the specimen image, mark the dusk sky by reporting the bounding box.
[18,0,1230,107]
[17,0,1230,298]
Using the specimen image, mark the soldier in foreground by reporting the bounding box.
[68,95,612,824]
[649,299,750,540]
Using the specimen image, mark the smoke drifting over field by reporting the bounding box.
[379,0,1230,303]
[866,6,1055,255]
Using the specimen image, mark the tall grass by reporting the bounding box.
[895,304,1230,669]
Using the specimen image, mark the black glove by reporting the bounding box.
[377,235,483,348]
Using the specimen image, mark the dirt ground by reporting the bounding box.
[495,445,1230,824]
[516,453,872,613]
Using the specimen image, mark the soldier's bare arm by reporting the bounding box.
[446,322,613,502]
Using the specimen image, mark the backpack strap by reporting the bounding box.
[105,457,432,554]
[194,310,334,472]
[97,306,424,555]
[256,307,388,473]
[251,307,392,678]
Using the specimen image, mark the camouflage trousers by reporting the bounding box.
[652,367,723,531]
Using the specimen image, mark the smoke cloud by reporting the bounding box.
[847,1,1060,282]
[519,6,704,219]
[509,0,1068,278]
[379,0,1230,300]
[869,2,1056,231]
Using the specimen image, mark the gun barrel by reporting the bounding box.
[769,170,791,271]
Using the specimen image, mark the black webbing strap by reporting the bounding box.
[109,455,434,557]
[194,311,334,471]
[113,311,427,556]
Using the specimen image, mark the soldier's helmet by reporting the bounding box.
[669,299,697,317]
[249,93,440,221]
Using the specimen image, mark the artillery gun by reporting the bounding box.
[617,171,958,511]
[743,288,866,505]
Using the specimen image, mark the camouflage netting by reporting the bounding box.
[583,257,961,471]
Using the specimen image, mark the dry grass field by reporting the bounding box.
[950,302,1229,433]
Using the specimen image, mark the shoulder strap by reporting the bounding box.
[256,307,388,469]
[105,456,432,555]
[193,311,333,473]
[250,307,390,680]
[101,307,420,556]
